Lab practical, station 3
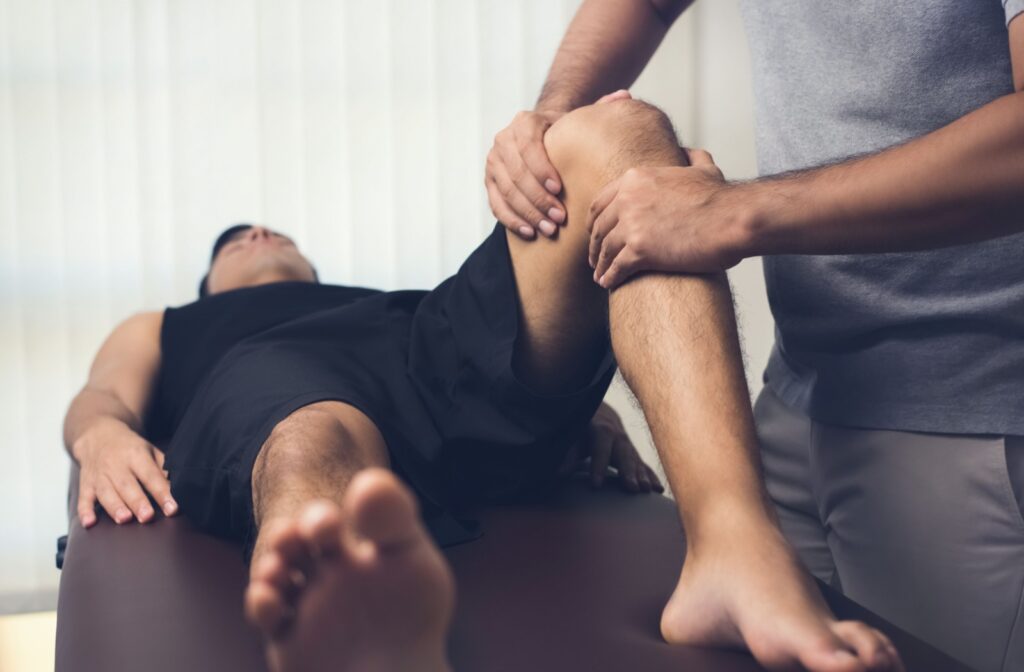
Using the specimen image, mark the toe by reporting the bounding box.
[259,518,316,578]
[797,634,866,672]
[298,500,346,559]
[345,468,423,553]
[245,580,294,639]
[832,622,902,671]
[251,552,304,604]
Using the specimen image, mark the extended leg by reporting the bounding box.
[243,402,454,672]
[506,99,900,672]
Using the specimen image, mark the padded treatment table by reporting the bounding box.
[56,469,974,671]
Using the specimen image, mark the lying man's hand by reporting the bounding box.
[71,417,177,527]
[586,402,664,493]
[486,90,633,239]
[588,149,748,288]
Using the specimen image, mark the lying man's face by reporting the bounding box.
[204,225,317,296]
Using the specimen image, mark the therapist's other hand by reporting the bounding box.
[587,402,663,494]
[487,89,633,240]
[72,417,177,528]
[588,149,749,288]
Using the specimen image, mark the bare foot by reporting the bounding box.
[244,469,454,672]
[661,522,905,672]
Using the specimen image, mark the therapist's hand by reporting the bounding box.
[72,417,177,528]
[588,149,751,289]
[486,89,633,239]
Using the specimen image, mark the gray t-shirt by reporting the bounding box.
[737,0,1024,435]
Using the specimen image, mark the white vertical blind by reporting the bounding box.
[0,0,768,614]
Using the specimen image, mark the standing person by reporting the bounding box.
[486,2,1024,671]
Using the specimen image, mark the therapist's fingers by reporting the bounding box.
[512,140,567,232]
[595,89,632,104]
[684,147,715,167]
[486,110,564,238]
[489,157,557,237]
[486,179,536,240]
[597,247,643,290]
[593,230,627,285]
[588,179,621,266]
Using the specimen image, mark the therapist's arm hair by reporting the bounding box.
[63,311,163,455]
[735,16,1024,259]
[536,0,693,115]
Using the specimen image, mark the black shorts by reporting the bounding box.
[163,225,616,549]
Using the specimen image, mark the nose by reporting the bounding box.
[249,226,272,241]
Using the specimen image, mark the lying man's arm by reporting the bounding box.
[63,311,177,527]
[589,16,1024,285]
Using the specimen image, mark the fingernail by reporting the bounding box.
[140,506,153,520]
[545,178,559,194]
[164,500,178,515]
[116,507,130,523]
[538,220,557,236]
[518,225,535,238]
[548,207,565,224]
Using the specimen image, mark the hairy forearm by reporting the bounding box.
[63,388,143,456]
[741,91,1024,257]
[537,0,690,114]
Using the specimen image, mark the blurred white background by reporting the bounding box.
[0,0,767,614]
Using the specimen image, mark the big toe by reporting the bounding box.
[344,468,423,552]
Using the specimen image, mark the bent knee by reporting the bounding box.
[255,402,386,478]
[544,99,685,179]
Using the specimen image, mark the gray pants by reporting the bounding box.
[755,389,1024,672]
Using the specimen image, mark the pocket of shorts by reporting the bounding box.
[998,436,1024,534]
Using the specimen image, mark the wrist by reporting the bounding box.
[732,175,824,258]
[71,416,130,461]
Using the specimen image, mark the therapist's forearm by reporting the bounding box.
[739,91,1024,257]
[537,0,691,115]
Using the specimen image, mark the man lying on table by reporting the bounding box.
[63,96,900,672]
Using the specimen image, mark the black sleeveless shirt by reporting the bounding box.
[148,282,380,442]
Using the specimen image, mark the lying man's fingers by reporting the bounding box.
[112,473,155,523]
[133,452,178,516]
[590,428,615,487]
[646,464,665,493]
[613,441,641,492]
[77,485,98,528]
[95,477,132,525]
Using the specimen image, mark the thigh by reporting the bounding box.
[754,389,839,586]
[812,425,1024,672]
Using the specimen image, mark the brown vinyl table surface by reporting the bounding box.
[55,474,975,671]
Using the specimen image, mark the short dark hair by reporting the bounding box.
[198,223,254,298]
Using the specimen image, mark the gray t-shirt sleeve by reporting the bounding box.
[1006,0,1024,25]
